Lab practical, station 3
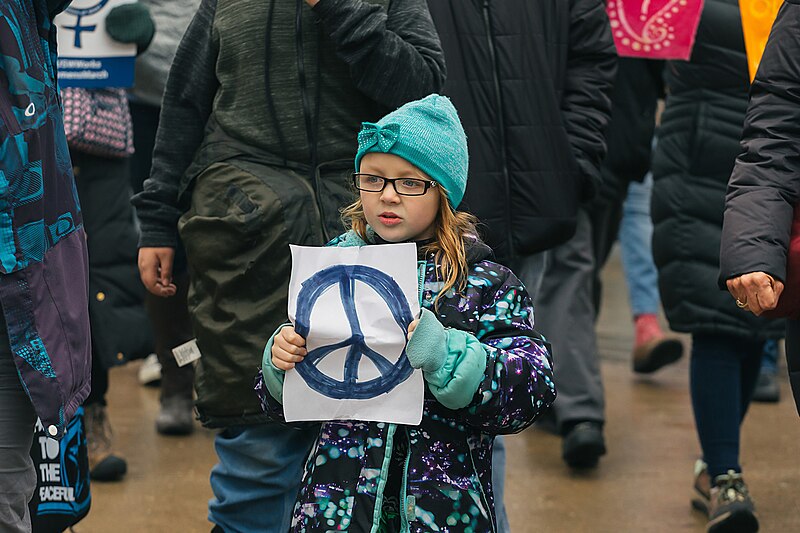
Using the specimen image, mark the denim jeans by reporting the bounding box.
[760,339,779,373]
[0,314,37,533]
[619,174,660,317]
[491,437,509,532]
[208,423,319,532]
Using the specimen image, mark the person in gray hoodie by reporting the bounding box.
[129,0,201,438]
[132,1,445,531]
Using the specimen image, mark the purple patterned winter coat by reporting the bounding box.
[0,0,91,439]
[256,232,556,532]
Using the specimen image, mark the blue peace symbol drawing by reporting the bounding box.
[294,264,414,400]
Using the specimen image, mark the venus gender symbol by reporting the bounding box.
[294,264,415,400]
[63,0,110,48]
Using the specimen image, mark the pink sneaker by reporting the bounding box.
[632,314,684,374]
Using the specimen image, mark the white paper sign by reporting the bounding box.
[172,339,202,367]
[55,0,137,88]
[283,243,423,425]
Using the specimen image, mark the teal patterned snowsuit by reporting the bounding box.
[257,232,556,532]
[0,0,91,438]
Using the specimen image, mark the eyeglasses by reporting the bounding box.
[352,173,438,196]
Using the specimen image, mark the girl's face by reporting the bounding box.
[359,153,441,243]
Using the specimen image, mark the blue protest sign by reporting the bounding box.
[55,0,136,88]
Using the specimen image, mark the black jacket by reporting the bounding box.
[596,58,664,206]
[427,0,616,262]
[651,0,783,340]
[719,0,800,409]
[71,151,154,369]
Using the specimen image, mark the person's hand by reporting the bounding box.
[138,247,177,297]
[272,327,307,371]
[726,271,784,316]
[105,2,156,48]
[407,319,419,340]
[305,0,321,7]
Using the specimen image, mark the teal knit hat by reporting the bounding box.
[355,94,468,208]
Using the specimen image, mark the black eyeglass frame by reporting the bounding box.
[352,173,438,197]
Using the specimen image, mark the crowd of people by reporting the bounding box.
[1,0,799,532]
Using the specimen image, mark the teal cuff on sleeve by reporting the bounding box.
[406,309,488,410]
[406,308,448,373]
[262,323,291,404]
[426,329,487,410]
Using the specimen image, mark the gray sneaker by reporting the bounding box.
[752,371,780,403]
[155,396,195,436]
[706,470,759,533]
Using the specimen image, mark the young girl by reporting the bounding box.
[256,94,556,532]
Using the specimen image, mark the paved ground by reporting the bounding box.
[74,248,800,532]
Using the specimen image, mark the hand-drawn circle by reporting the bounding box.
[65,0,110,17]
[294,264,414,399]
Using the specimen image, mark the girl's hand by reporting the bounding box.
[305,0,320,7]
[407,319,419,341]
[272,327,308,371]
[726,271,784,316]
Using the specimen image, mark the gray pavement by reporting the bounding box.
[74,247,800,532]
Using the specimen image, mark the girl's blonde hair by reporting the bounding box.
[341,190,479,310]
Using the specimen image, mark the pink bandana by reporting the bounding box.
[606,0,705,60]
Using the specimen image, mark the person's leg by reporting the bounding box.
[491,436,509,533]
[689,333,763,478]
[208,424,319,533]
[740,341,766,421]
[83,348,127,482]
[74,150,130,482]
[147,267,196,435]
[752,340,780,403]
[130,102,197,432]
[619,175,659,317]
[0,314,37,533]
[786,320,800,414]
[510,252,549,303]
[620,174,683,373]
[489,251,548,531]
[690,333,762,532]
[535,209,606,468]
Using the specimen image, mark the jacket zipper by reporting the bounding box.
[369,262,425,532]
[370,423,398,533]
[417,260,426,307]
[399,427,413,532]
[481,1,515,260]
[295,0,329,242]
[468,446,497,533]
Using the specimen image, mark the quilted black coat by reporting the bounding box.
[719,0,800,410]
[651,0,783,340]
[427,0,616,262]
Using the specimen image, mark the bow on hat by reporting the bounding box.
[358,122,400,153]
